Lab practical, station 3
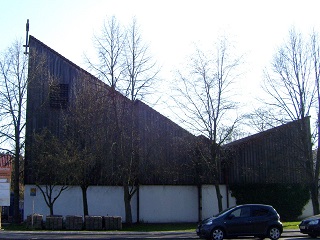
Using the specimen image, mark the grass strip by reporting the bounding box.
[2,221,300,231]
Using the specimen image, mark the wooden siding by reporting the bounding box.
[135,100,196,184]
[223,118,310,184]
[25,36,197,185]
[25,36,310,186]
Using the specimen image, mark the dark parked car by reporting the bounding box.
[299,214,320,238]
[196,204,283,240]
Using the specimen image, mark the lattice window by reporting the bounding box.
[50,84,69,109]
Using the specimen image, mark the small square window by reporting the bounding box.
[50,84,69,109]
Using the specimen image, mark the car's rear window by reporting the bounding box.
[252,207,269,217]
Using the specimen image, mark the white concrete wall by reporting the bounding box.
[24,185,137,221]
[202,185,237,219]
[24,184,312,222]
[24,184,236,223]
[139,185,198,223]
[299,200,313,219]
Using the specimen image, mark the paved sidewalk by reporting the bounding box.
[281,230,305,237]
[0,229,305,239]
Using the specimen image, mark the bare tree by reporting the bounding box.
[263,29,315,121]
[122,18,159,101]
[89,17,159,224]
[86,16,125,89]
[172,38,242,212]
[0,40,29,223]
[119,18,160,225]
[30,128,69,215]
[243,107,286,133]
[263,28,318,214]
[310,30,320,215]
[63,75,110,216]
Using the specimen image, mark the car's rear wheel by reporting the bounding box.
[268,226,281,240]
[211,228,224,240]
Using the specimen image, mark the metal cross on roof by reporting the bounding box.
[23,19,29,55]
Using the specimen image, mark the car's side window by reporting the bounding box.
[231,207,251,218]
[240,206,251,217]
[231,208,241,217]
[252,207,269,217]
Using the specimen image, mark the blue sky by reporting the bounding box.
[1,0,320,117]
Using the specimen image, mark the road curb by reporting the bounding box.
[0,229,305,239]
[281,230,305,238]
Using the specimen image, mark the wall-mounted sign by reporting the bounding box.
[0,155,12,180]
[0,182,10,206]
[30,188,37,196]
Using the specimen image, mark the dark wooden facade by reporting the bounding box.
[25,36,197,185]
[223,118,310,184]
[135,100,197,184]
[25,36,310,186]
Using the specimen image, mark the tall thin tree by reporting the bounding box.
[172,38,242,212]
[119,18,160,224]
[89,17,159,224]
[0,40,28,223]
[263,28,318,214]
[310,30,320,215]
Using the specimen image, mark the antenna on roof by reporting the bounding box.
[23,19,29,55]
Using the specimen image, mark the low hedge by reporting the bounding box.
[229,183,309,221]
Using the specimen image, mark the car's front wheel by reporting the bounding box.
[268,226,281,240]
[211,228,224,240]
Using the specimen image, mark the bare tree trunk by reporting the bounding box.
[312,139,320,215]
[14,127,21,223]
[81,186,89,216]
[308,121,320,215]
[13,152,20,223]
[302,117,318,215]
[197,184,202,221]
[310,31,320,215]
[49,205,54,216]
[123,184,132,225]
[310,180,320,215]
[214,183,223,212]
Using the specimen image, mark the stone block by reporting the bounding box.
[65,215,83,230]
[26,214,43,229]
[85,215,103,230]
[45,215,63,230]
[104,216,122,230]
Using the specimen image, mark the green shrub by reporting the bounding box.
[229,183,309,221]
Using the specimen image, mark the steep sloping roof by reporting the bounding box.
[25,36,198,185]
[25,35,310,185]
[223,118,311,184]
[29,36,98,81]
[224,117,310,149]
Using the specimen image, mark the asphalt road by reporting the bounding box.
[0,230,309,240]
